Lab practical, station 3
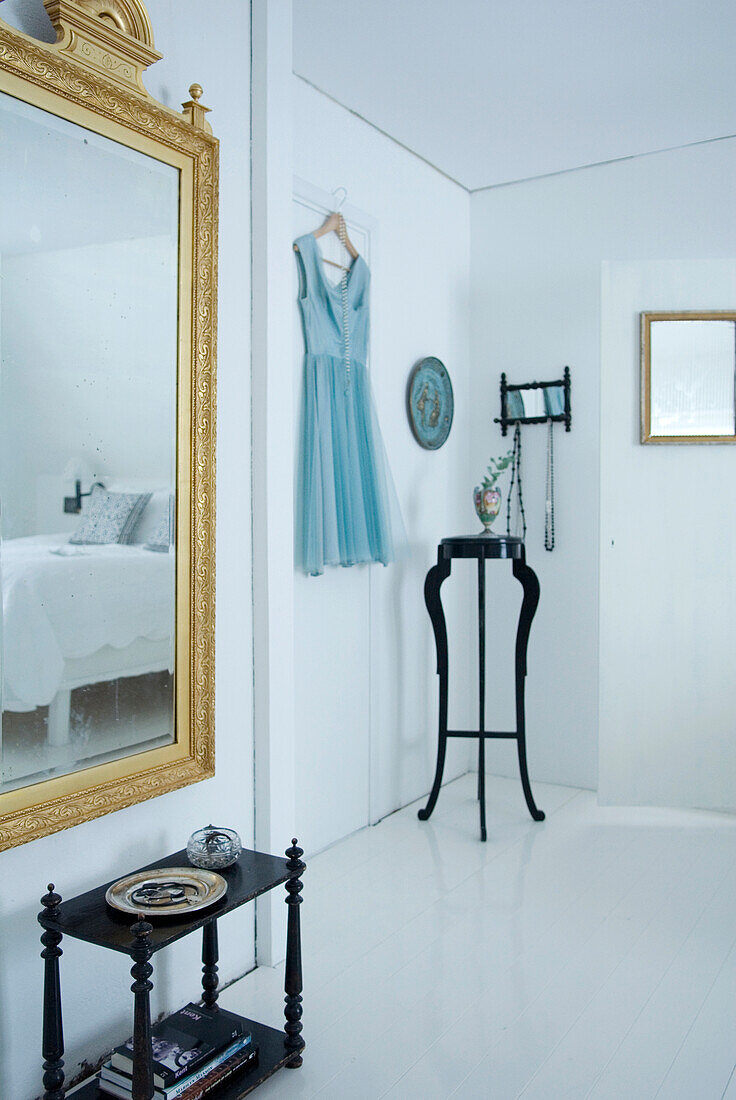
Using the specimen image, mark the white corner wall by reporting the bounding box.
[600,259,736,811]
[470,137,736,795]
[0,3,253,1097]
[291,77,475,850]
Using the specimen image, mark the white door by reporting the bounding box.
[291,183,375,852]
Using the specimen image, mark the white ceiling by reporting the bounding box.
[293,0,736,191]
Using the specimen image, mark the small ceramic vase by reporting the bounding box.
[474,485,502,533]
[187,824,242,869]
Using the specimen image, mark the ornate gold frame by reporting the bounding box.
[641,311,736,444]
[0,0,218,850]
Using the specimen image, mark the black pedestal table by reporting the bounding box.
[418,534,545,841]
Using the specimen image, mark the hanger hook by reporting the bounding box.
[332,186,347,212]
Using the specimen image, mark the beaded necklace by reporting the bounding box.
[505,418,556,551]
[506,422,527,541]
[545,418,555,551]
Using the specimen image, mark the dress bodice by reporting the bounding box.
[294,233,369,363]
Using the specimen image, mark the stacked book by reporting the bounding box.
[97,1003,258,1100]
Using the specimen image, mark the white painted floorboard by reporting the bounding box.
[218,775,736,1099]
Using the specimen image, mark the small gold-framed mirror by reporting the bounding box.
[641,311,736,443]
[0,0,217,849]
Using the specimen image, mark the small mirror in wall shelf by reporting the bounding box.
[641,311,736,443]
[495,367,572,436]
[493,368,572,552]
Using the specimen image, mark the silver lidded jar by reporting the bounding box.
[187,824,242,869]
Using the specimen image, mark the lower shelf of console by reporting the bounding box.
[69,1015,298,1100]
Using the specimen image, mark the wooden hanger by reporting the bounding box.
[293,211,359,270]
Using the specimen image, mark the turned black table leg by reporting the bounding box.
[418,551,452,822]
[477,557,487,841]
[130,916,155,1100]
[201,919,219,1009]
[513,557,545,822]
[39,885,65,1100]
[284,839,306,1068]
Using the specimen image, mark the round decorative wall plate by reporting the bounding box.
[105,867,227,917]
[407,357,454,450]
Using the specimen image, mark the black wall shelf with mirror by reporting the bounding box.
[495,367,572,435]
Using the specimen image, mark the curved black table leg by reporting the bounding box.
[418,551,452,822]
[477,557,487,842]
[513,556,545,822]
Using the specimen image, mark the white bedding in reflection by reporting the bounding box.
[2,533,174,710]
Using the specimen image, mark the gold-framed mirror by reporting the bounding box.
[641,311,736,443]
[0,0,217,850]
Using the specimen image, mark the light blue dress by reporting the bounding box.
[294,233,403,576]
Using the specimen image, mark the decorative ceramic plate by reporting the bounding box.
[105,867,227,917]
[407,357,454,449]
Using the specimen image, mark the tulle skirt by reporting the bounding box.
[298,354,404,576]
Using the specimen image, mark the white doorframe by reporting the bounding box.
[251,2,390,967]
[251,0,294,967]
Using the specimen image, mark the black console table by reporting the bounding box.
[38,840,305,1100]
[418,535,545,841]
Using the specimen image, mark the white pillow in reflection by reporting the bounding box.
[69,486,151,545]
[105,479,173,545]
[145,498,174,552]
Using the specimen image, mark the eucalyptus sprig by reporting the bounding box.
[481,450,513,489]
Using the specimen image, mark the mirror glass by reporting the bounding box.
[506,383,565,419]
[642,313,736,442]
[0,89,179,793]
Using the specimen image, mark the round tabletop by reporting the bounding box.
[440,533,525,560]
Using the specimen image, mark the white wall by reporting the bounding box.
[470,137,736,795]
[291,77,475,852]
[0,3,253,1097]
[600,259,736,811]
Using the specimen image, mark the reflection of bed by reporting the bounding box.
[2,533,174,745]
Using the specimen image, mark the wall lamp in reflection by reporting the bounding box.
[62,457,102,514]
